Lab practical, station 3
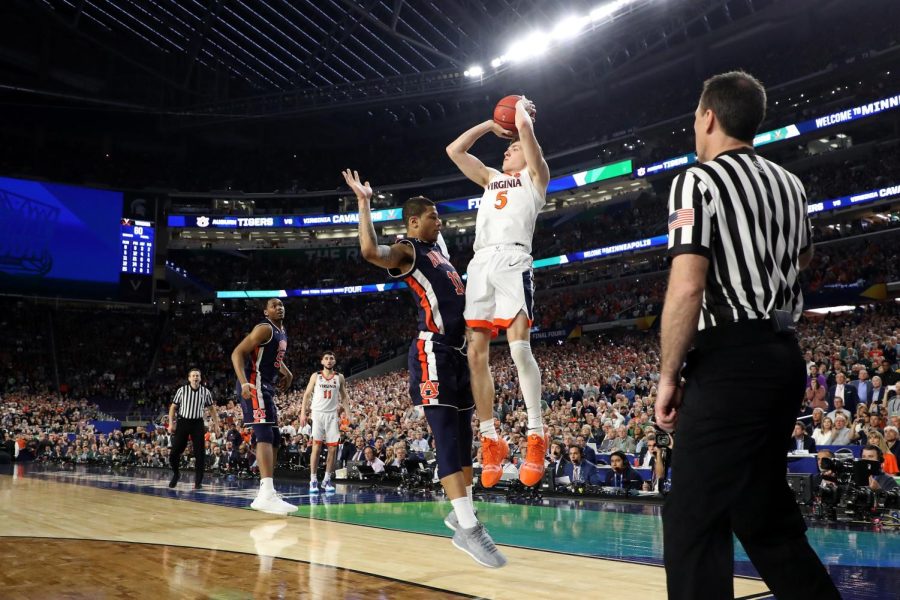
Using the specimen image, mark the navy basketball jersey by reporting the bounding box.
[246,318,287,388]
[389,238,466,347]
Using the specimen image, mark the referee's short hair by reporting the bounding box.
[700,70,766,143]
[188,367,201,376]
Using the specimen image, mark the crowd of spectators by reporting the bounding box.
[5,304,897,486]
[3,224,898,425]
[801,230,900,292]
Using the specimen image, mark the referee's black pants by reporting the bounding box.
[170,417,206,486]
[662,322,839,600]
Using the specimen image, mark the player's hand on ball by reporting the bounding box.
[341,169,373,203]
[490,121,516,140]
[518,96,536,121]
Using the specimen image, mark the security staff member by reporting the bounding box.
[655,71,839,599]
[169,368,220,489]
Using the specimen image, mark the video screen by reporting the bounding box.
[0,176,155,302]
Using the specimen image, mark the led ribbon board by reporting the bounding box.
[634,92,900,178]
[216,180,900,299]
[171,160,634,227]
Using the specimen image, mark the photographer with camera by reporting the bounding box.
[812,450,836,490]
[862,445,898,491]
[862,444,898,492]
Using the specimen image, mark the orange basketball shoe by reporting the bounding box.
[479,436,509,488]
[518,429,548,487]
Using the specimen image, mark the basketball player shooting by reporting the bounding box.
[300,351,351,494]
[342,168,507,568]
[445,95,550,488]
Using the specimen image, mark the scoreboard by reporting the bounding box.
[121,219,155,275]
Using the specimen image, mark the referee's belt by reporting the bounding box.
[696,317,796,350]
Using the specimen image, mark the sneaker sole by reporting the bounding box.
[480,466,503,488]
[519,465,545,487]
[451,538,506,568]
[250,505,292,515]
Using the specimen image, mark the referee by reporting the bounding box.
[656,71,839,599]
[168,368,220,489]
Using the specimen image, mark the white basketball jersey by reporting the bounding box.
[474,168,545,254]
[311,371,340,412]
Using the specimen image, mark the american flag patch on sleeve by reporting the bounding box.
[668,208,695,232]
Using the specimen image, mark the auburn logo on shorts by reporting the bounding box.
[253,408,266,421]
[419,381,440,403]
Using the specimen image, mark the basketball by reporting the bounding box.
[493,94,521,132]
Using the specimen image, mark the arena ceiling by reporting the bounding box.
[11,0,792,123]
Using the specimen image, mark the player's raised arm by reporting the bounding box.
[515,96,550,188]
[342,169,413,271]
[446,121,512,187]
[230,324,272,398]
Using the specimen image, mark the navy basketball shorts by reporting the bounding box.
[237,381,279,424]
[407,340,474,410]
[237,381,280,445]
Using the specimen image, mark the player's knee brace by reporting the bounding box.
[509,339,535,368]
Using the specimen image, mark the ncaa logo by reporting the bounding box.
[419,381,440,404]
[197,216,210,228]
[637,167,646,177]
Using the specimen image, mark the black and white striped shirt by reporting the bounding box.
[172,384,214,419]
[667,147,812,331]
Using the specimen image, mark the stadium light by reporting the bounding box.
[483,0,638,71]
[552,15,590,40]
[464,65,484,78]
[506,32,550,62]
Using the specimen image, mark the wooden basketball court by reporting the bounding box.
[0,467,776,599]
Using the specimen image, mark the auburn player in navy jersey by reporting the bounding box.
[230,298,297,515]
[343,168,507,568]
